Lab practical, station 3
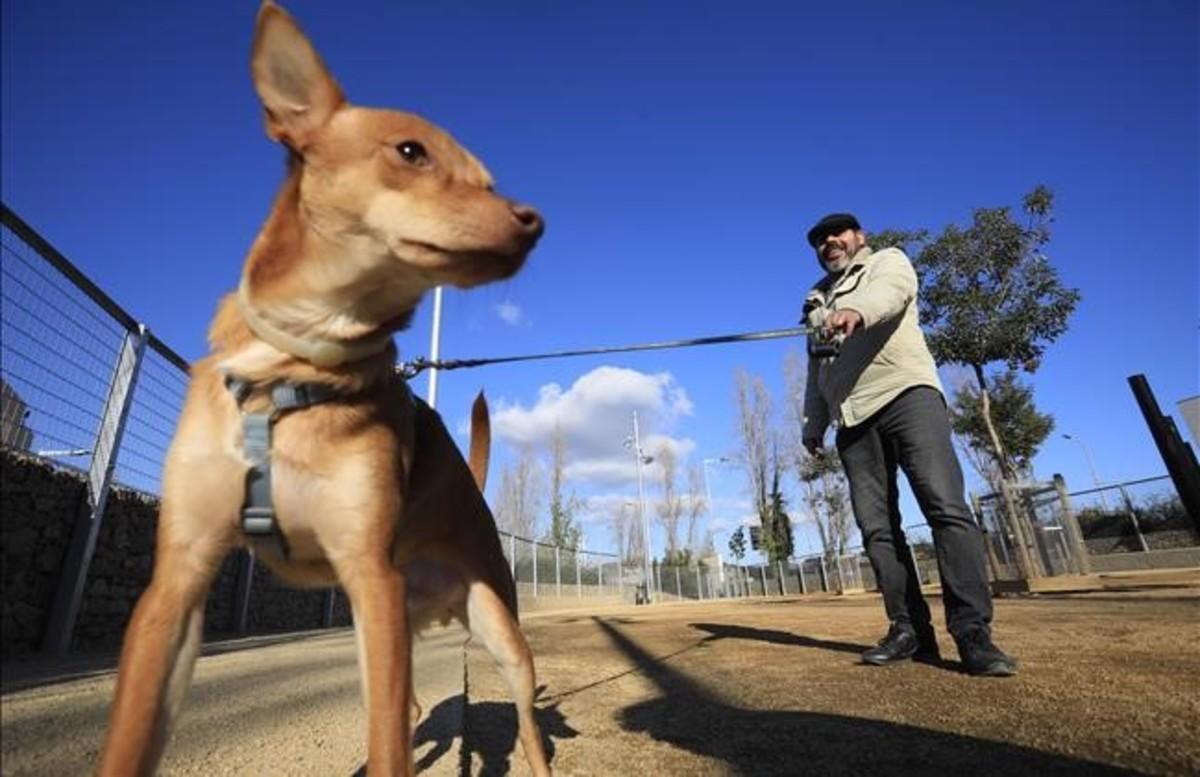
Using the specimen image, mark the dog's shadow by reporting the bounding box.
[350,690,577,775]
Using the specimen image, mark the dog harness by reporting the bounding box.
[225,375,346,558]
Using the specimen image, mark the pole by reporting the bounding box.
[1064,434,1110,510]
[633,411,654,603]
[426,286,444,408]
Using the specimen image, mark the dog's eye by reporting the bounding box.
[395,141,429,166]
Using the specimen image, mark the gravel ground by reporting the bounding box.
[3,588,1198,775]
[466,588,1200,776]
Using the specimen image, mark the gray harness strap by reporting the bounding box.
[225,376,346,558]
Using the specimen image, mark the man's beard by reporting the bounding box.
[822,253,851,273]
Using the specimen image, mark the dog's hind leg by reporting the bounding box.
[97,531,229,777]
[466,582,551,777]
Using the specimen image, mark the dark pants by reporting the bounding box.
[836,386,992,639]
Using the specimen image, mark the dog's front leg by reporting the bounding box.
[97,534,228,776]
[341,555,414,776]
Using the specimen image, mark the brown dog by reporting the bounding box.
[96,3,549,775]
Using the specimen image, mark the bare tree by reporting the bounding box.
[734,369,771,524]
[608,502,634,565]
[654,443,684,561]
[494,445,543,539]
[684,463,707,557]
[784,350,852,574]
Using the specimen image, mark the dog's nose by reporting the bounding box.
[510,202,544,240]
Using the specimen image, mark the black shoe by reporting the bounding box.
[955,627,1018,677]
[862,623,920,665]
[913,624,941,661]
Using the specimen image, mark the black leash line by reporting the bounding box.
[398,326,816,379]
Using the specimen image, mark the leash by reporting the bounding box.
[397,326,822,379]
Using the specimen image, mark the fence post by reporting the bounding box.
[576,549,582,598]
[532,543,539,598]
[758,565,767,596]
[777,561,786,595]
[509,533,516,579]
[555,546,561,598]
[695,566,703,600]
[798,561,807,594]
[232,549,255,633]
[322,588,336,628]
[1000,479,1043,579]
[1118,486,1151,553]
[1052,475,1092,573]
[819,557,829,593]
[972,493,1005,582]
[599,558,604,594]
[674,566,682,599]
[43,326,148,654]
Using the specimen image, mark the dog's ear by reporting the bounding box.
[250,1,345,150]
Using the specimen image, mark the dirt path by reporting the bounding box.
[4,589,1198,775]
[466,589,1200,775]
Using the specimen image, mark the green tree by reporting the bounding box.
[543,425,583,549]
[949,369,1055,485]
[728,526,747,561]
[912,185,1080,479]
[759,450,795,563]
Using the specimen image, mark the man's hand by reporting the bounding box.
[824,309,863,337]
[803,437,823,457]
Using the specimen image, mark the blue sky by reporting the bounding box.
[3,0,1197,560]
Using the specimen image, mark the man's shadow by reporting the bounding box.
[597,618,1125,776]
[352,691,578,775]
[690,622,958,670]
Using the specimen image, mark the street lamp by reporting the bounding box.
[1062,433,1110,510]
[426,286,445,408]
[702,456,730,505]
[624,411,655,602]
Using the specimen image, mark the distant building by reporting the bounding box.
[1,379,34,451]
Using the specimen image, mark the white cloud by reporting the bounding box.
[491,366,696,489]
[495,301,525,326]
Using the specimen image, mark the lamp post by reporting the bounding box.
[426,286,444,409]
[702,456,730,505]
[625,412,655,603]
[1063,433,1110,510]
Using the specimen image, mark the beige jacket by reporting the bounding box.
[802,245,942,439]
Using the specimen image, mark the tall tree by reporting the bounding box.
[728,525,747,562]
[494,445,543,538]
[912,186,1080,479]
[949,368,1055,487]
[733,369,772,550]
[684,463,707,557]
[796,447,853,571]
[783,350,852,567]
[654,443,684,560]
[762,449,795,563]
[544,425,583,549]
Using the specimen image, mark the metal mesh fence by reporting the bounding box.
[1,221,125,472]
[1,207,190,497]
[113,348,188,494]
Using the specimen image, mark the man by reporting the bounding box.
[800,212,1017,677]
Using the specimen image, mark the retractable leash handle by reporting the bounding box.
[806,329,843,359]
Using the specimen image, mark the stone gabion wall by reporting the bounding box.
[1,449,350,656]
[1,450,86,654]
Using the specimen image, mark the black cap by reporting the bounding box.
[806,212,862,248]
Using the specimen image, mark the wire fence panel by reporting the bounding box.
[1,222,127,473]
[113,347,188,495]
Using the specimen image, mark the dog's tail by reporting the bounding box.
[469,391,491,492]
